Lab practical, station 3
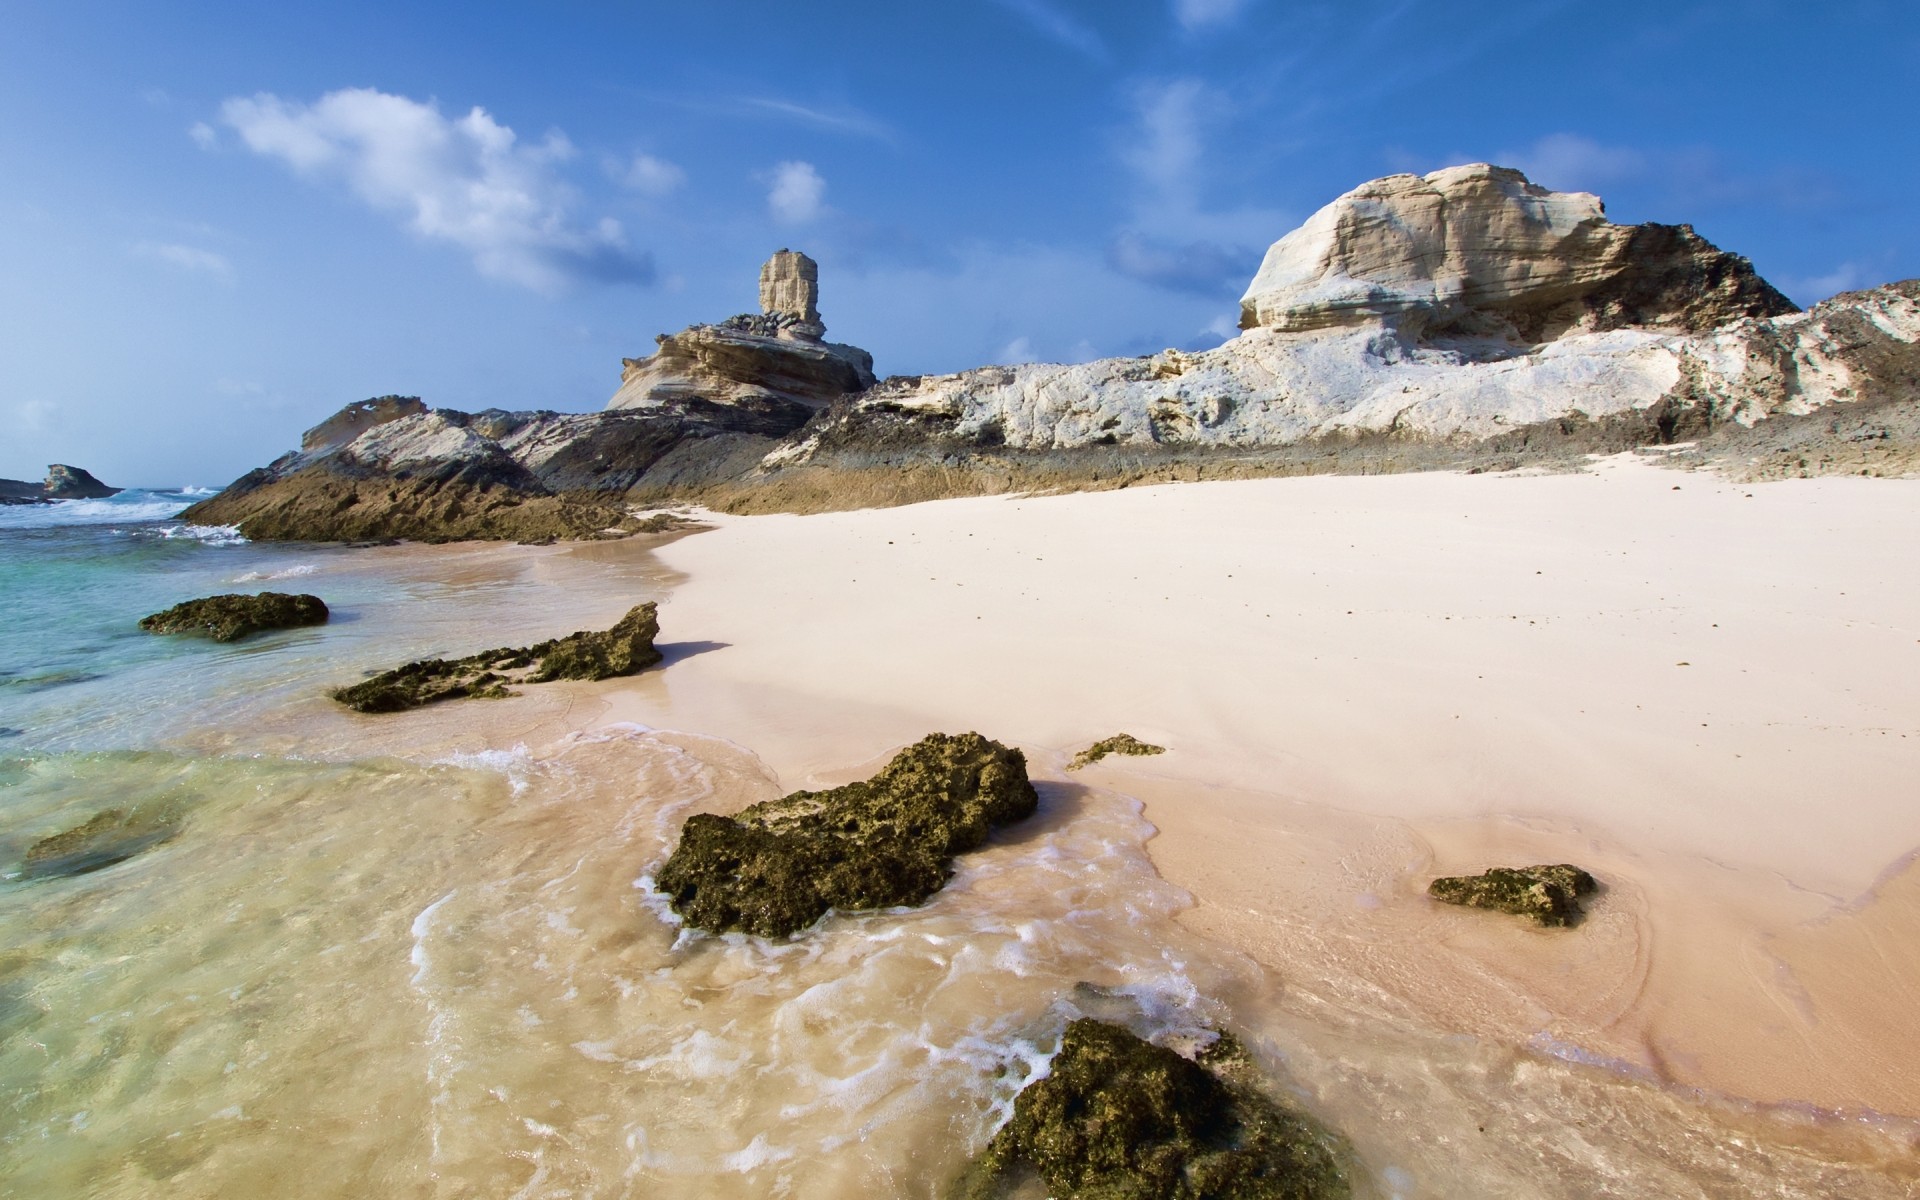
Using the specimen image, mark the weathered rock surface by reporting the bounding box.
[302,395,427,453]
[334,602,661,713]
[1068,733,1167,770]
[653,732,1038,937]
[760,248,825,339]
[1,464,122,504]
[1239,164,1796,340]
[608,322,875,412]
[21,808,181,880]
[139,592,329,643]
[1428,863,1598,926]
[956,1018,1347,1200]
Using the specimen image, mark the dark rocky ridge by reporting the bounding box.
[654,732,1038,937]
[139,592,329,642]
[334,602,661,712]
[0,464,122,505]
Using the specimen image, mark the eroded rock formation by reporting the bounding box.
[139,592,329,642]
[759,248,824,338]
[1427,864,1598,926]
[653,732,1038,937]
[956,1019,1348,1200]
[302,395,427,453]
[1238,164,1796,340]
[334,602,661,713]
[2,464,122,504]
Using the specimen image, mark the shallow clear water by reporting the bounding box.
[2,506,1917,1197]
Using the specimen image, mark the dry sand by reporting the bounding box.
[564,452,1920,1120]
[264,453,1920,1123]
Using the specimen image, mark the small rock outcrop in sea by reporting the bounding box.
[1238,164,1797,339]
[1068,733,1167,770]
[333,602,661,713]
[1427,863,1598,926]
[1,464,122,505]
[301,395,428,454]
[21,808,181,880]
[139,592,330,643]
[956,1018,1348,1200]
[609,248,876,412]
[653,732,1038,937]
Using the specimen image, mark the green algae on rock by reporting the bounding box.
[1068,733,1167,771]
[653,732,1038,937]
[138,592,329,643]
[333,602,661,713]
[956,1018,1349,1200]
[21,807,181,879]
[1427,863,1598,927]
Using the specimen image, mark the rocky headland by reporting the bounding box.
[182,165,1920,542]
[0,464,122,505]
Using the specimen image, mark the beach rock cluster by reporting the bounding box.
[0,464,121,505]
[139,592,329,642]
[182,168,1920,543]
[1428,863,1598,926]
[21,807,180,880]
[957,1018,1348,1200]
[654,732,1038,937]
[1068,733,1167,770]
[334,602,661,713]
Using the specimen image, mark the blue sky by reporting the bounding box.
[2,0,1915,484]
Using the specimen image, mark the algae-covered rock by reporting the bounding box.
[333,602,661,713]
[1068,733,1167,771]
[653,732,1038,937]
[139,592,329,643]
[957,1018,1348,1200]
[21,808,180,879]
[1427,863,1597,927]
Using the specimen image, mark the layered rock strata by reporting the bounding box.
[139,592,329,642]
[957,1018,1348,1200]
[301,395,426,453]
[334,602,661,713]
[653,732,1038,937]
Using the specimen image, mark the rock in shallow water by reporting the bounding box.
[654,732,1038,937]
[1068,733,1167,771]
[956,1018,1348,1200]
[21,808,180,879]
[139,592,329,643]
[1427,863,1598,926]
[333,602,662,713]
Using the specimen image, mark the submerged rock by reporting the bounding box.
[653,732,1038,937]
[333,602,661,713]
[21,808,180,879]
[1068,733,1167,770]
[139,592,329,643]
[1427,863,1597,926]
[957,1018,1348,1200]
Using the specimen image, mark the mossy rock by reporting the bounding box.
[21,808,181,879]
[139,592,329,643]
[1427,863,1597,927]
[333,602,661,713]
[653,732,1038,937]
[956,1018,1349,1200]
[1068,733,1167,771]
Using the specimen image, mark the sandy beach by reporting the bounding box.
[511,451,1920,1123]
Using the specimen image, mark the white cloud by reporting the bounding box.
[621,153,685,196]
[1174,0,1252,30]
[987,0,1109,60]
[767,160,826,225]
[220,87,651,292]
[1780,262,1867,303]
[132,241,234,280]
[188,121,218,150]
[999,335,1037,364]
[1498,132,1647,193]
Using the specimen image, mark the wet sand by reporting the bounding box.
[521,453,1920,1122]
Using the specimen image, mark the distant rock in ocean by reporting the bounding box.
[1,464,122,505]
[182,172,1920,543]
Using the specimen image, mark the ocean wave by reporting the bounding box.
[232,563,317,583]
[130,522,248,546]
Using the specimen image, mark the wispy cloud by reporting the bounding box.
[188,121,218,150]
[767,160,826,224]
[220,87,653,293]
[986,0,1109,61]
[1173,0,1253,31]
[1497,132,1647,193]
[739,97,895,142]
[618,153,686,197]
[132,240,234,280]
[1779,262,1867,304]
